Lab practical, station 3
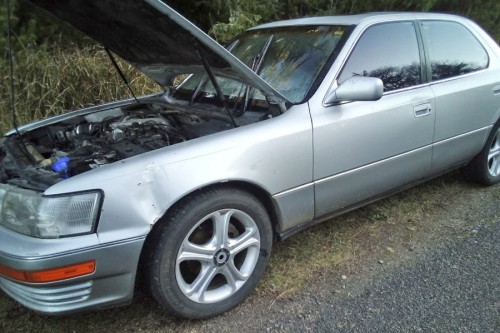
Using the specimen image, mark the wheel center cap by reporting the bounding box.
[214,248,230,266]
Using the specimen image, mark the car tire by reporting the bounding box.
[462,119,500,185]
[146,186,272,319]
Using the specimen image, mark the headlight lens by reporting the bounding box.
[0,184,101,238]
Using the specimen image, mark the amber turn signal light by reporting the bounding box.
[0,260,95,283]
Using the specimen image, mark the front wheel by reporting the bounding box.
[146,187,272,319]
[463,120,500,185]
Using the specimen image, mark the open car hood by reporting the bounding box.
[27,0,288,104]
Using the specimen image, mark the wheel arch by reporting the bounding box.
[158,181,280,235]
[136,180,281,281]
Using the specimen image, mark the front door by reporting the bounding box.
[310,21,436,218]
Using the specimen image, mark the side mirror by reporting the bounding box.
[325,76,384,104]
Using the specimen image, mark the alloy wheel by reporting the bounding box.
[175,209,261,304]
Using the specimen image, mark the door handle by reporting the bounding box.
[414,103,431,118]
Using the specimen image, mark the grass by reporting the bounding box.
[258,172,482,295]
[261,217,358,294]
[0,44,158,134]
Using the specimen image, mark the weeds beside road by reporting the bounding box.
[0,45,158,134]
[1,172,499,332]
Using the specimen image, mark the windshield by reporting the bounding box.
[174,25,348,107]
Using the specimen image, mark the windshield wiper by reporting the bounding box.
[237,35,273,116]
[252,35,273,75]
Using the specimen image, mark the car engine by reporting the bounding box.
[0,102,235,191]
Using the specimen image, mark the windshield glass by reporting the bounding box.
[175,25,348,106]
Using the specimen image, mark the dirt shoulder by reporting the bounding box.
[1,172,499,332]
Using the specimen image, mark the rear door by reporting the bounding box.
[310,21,436,218]
[419,20,500,172]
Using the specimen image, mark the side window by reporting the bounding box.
[338,22,421,92]
[420,21,489,81]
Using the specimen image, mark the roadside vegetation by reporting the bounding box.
[0,45,158,133]
[0,0,498,133]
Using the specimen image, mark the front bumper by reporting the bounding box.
[0,226,145,314]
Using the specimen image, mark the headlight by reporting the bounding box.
[0,184,101,238]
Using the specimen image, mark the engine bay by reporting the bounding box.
[0,101,260,191]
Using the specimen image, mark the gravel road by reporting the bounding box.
[271,221,500,332]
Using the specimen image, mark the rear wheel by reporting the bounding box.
[463,120,500,185]
[146,187,272,319]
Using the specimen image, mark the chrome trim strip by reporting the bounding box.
[315,145,431,185]
[274,127,492,198]
[315,126,492,186]
[323,67,489,107]
[433,125,492,146]
[273,182,314,199]
[428,67,490,86]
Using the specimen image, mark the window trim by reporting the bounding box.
[414,20,430,83]
[324,18,493,107]
[301,25,355,103]
[324,20,425,107]
[322,18,428,108]
[418,19,490,83]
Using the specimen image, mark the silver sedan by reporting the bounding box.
[0,0,499,319]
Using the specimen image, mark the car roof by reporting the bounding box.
[250,12,466,29]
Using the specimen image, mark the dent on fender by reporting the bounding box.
[132,162,172,226]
